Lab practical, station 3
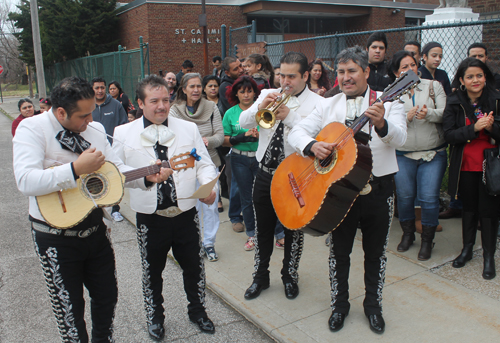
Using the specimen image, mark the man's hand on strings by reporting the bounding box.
[146,159,173,183]
[73,148,105,176]
[311,142,337,160]
[364,102,386,130]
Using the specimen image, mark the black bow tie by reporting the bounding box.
[56,129,91,154]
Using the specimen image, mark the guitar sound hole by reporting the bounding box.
[315,151,338,175]
[86,177,104,195]
[320,152,336,168]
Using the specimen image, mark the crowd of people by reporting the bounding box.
[11,31,500,342]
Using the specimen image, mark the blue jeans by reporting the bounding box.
[394,150,447,227]
[226,155,243,224]
[231,153,259,237]
[228,175,243,224]
[274,221,285,240]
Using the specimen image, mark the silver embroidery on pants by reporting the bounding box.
[328,233,339,312]
[376,194,394,313]
[32,231,80,343]
[287,230,304,283]
[104,228,116,342]
[137,224,155,325]
[194,214,207,307]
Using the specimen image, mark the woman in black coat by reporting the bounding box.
[443,57,500,280]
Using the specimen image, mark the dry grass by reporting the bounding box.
[0,83,36,98]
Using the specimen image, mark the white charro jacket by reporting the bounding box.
[239,87,323,161]
[113,116,217,214]
[13,110,145,222]
[288,87,407,177]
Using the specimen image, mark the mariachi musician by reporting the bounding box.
[239,51,323,301]
[288,46,406,334]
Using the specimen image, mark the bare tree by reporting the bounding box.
[0,0,26,84]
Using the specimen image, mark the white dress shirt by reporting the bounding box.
[113,116,217,214]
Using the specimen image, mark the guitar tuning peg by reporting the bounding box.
[398,96,404,104]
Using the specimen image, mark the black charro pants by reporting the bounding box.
[251,169,304,286]
[136,208,207,325]
[329,175,394,316]
[32,224,117,343]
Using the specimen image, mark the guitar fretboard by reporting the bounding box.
[123,161,170,182]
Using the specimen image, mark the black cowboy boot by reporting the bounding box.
[418,225,436,261]
[397,219,416,252]
[453,212,478,268]
[480,217,498,280]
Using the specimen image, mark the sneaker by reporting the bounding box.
[204,246,219,262]
[112,212,124,222]
[244,237,256,251]
[232,222,245,233]
[275,239,285,249]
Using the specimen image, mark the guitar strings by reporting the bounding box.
[295,128,355,190]
[294,111,369,191]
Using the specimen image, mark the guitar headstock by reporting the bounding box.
[166,148,201,171]
[380,69,420,103]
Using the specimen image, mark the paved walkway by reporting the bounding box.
[2,97,500,342]
[0,98,273,343]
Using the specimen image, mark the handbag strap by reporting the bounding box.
[429,81,436,103]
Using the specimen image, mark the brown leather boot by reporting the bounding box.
[418,225,436,261]
[397,219,416,252]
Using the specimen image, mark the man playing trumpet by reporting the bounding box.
[239,51,322,300]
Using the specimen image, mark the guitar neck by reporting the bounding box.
[123,161,171,183]
[350,98,383,136]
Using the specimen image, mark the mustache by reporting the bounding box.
[342,80,355,86]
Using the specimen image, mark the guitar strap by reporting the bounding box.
[353,89,378,144]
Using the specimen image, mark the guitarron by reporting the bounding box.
[270,70,419,235]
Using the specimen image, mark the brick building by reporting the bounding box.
[117,0,441,76]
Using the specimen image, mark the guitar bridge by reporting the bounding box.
[288,172,305,208]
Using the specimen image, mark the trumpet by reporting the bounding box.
[255,87,291,129]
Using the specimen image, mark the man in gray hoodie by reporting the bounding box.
[91,77,128,144]
[91,77,128,221]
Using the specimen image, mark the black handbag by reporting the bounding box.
[483,146,500,196]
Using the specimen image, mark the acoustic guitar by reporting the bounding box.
[36,149,200,229]
[270,70,420,235]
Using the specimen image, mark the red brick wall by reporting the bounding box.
[118,4,246,77]
[117,2,431,77]
[470,0,500,14]
[118,5,149,51]
[394,0,439,4]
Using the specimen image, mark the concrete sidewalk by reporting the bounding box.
[121,192,500,343]
[0,99,273,343]
[2,96,500,342]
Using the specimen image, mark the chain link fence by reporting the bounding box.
[265,19,500,83]
[44,40,149,105]
[228,21,257,57]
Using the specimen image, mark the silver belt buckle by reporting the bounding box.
[156,206,183,218]
[77,226,98,238]
[359,183,372,195]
